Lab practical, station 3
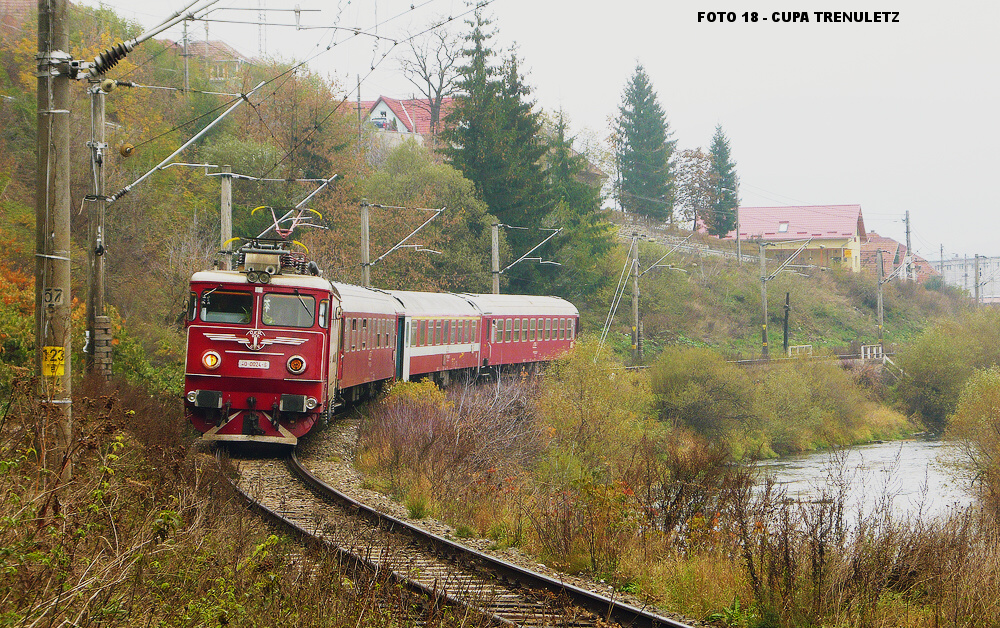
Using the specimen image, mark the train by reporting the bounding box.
[184,237,579,445]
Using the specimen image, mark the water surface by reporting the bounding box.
[757,439,974,521]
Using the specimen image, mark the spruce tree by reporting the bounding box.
[614,64,675,221]
[704,125,740,236]
[441,9,548,292]
[543,111,615,298]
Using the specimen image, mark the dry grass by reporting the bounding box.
[354,371,1000,628]
[0,375,494,628]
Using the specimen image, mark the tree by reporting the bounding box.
[441,9,548,292]
[674,148,712,228]
[400,27,460,136]
[704,125,740,236]
[613,64,675,222]
[542,111,615,299]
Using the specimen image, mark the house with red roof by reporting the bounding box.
[860,230,940,283]
[861,231,903,278]
[363,96,456,138]
[723,204,866,272]
[165,39,251,83]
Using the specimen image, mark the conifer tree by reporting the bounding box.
[613,64,675,221]
[704,125,740,236]
[543,111,615,297]
[441,9,548,291]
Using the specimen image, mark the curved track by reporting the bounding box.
[228,451,694,628]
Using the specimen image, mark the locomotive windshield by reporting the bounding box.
[261,293,316,328]
[200,290,252,324]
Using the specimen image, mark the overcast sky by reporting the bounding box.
[80,0,1000,261]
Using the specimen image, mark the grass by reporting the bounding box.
[0,376,495,628]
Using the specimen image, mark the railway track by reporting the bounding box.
[228,450,694,628]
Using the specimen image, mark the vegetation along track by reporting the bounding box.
[227,449,692,628]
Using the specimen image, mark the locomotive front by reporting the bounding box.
[184,241,334,445]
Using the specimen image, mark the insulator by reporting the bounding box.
[90,41,134,77]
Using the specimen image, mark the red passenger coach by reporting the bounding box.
[335,284,399,394]
[390,290,482,385]
[464,294,579,369]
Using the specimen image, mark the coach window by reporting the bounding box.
[376,320,382,348]
[542,318,549,340]
[513,318,520,342]
[529,318,536,341]
[444,320,451,345]
[410,321,418,346]
[560,318,566,340]
[472,320,477,342]
[362,318,368,348]
[504,318,512,342]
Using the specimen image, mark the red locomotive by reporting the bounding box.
[184,238,578,445]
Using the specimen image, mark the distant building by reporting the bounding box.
[361,96,456,138]
[932,255,1000,303]
[167,39,251,83]
[860,230,940,283]
[723,204,866,272]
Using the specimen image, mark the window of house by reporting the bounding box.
[778,222,789,233]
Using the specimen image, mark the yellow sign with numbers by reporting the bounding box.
[42,346,65,377]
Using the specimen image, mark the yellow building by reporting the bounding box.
[724,204,866,272]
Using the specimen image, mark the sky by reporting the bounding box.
[78,0,1000,261]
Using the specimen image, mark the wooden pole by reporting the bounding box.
[361,200,370,287]
[877,249,884,352]
[759,241,769,360]
[631,233,641,363]
[220,165,232,270]
[491,221,500,294]
[36,0,72,481]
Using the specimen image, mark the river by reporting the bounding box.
[757,439,975,521]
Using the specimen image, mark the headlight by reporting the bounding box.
[202,351,221,370]
[186,390,198,403]
[305,397,318,410]
[286,355,307,375]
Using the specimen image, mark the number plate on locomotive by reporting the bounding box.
[238,359,270,369]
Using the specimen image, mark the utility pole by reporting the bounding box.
[361,200,371,287]
[182,18,189,104]
[356,75,362,147]
[631,233,641,363]
[36,0,72,481]
[877,249,884,352]
[735,206,742,264]
[782,292,790,355]
[86,79,112,379]
[940,244,944,275]
[220,165,232,269]
[758,240,769,359]
[904,210,913,281]
[974,254,981,308]
[491,221,500,294]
